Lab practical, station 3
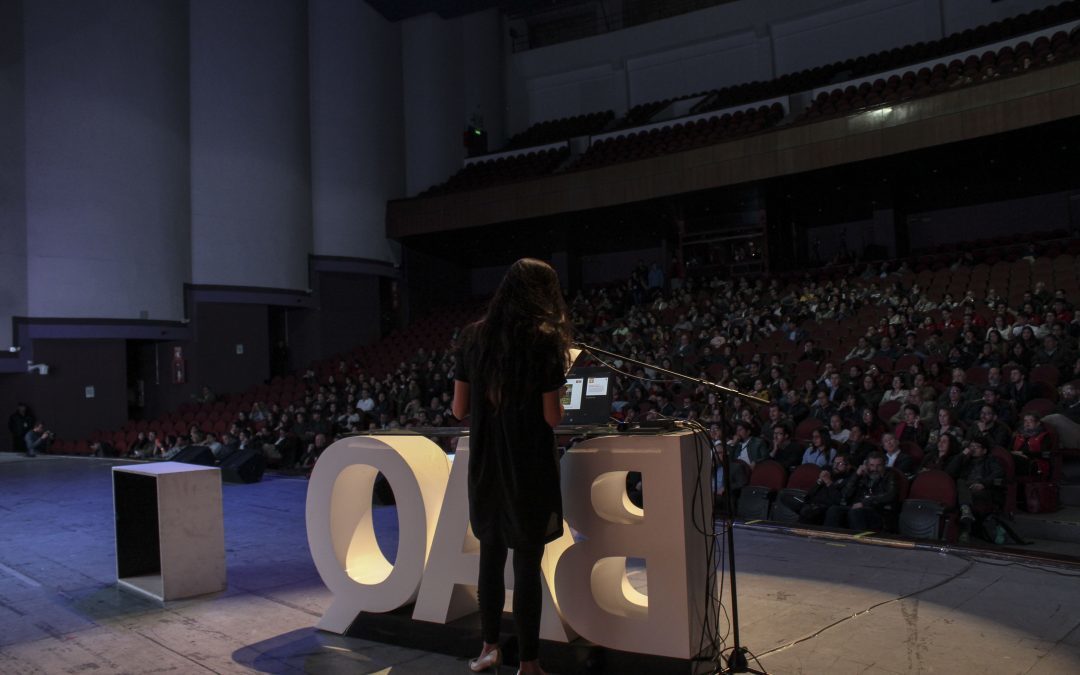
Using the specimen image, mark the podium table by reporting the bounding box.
[112,462,226,602]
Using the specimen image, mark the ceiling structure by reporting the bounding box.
[362,0,565,21]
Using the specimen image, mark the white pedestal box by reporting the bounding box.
[112,462,226,602]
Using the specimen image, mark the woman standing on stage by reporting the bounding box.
[453,258,570,675]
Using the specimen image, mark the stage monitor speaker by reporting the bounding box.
[172,445,216,467]
[219,448,265,484]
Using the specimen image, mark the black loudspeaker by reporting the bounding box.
[171,445,216,467]
[219,448,265,484]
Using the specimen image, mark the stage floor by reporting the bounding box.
[1,455,1078,674]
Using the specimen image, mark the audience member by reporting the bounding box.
[129,432,154,457]
[780,452,854,525]
[919,431,961,472]
[880,375,910,405]
[802,427,837,468]
[880,433,915,476]
[732,420,768,467]
[842,422,875,468]
[1003,367,1035,409]
[926,408,962,449]
[894,404,929,447]
[300,432,331,470]
[1009,412,1051,477]
[1055,382,1080,423]
[8,403,35,454]
[825,450,897,531]
[89,440,117,457]
[946,436,1005,543]
[24,421,52,457]
[769,424,804,471]
[964,404,1010,449]
[161,435,189,460]
[827,413,850,444]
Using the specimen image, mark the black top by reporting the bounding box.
[457,332,566,548]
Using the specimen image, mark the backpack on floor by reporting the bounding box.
[1024,481,1058,514]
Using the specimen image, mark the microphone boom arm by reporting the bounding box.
[572,341,769,407]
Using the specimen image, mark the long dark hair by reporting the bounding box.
[464,258,572,409]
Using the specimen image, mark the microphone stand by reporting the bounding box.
[573,342,768,675]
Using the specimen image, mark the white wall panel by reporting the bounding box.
[525,63,625,125]
[462,9,507,151]
[190,0,311,290]
[0,0,26,345]
[23,0,189,320]
[402,13,465,196]
[942,0,1061,36]
[506,0,841,135]
[309,0,403,262]
[772,0,940,76]
[401,10,504,197]
[626,31,769,106]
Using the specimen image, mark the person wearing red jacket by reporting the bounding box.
[1010,412,1051,477]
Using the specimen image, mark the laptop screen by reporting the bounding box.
[561,366,614,426]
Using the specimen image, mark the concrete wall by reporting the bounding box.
[22,0,190,321]
[770,0,940,76]
[136,339,191,423]
[189,302,271,395]
[0,0,26,349]
[504,0,1062,136]
[806,211,897,262]
[942,0,1062,35]
[908,191,1073,249]
[462,9,507,151]
[6,0,407,343]
[402,8,505,195]
[465,247,663,293]
[309,0,403,261]
[2,0,403,432]
[0,339,128,446]
[580,247,665,287]
[626,30,771,107]
[189,0,312,290]
[316,272,381,359]
[404,247,471,317]
[505,0,835,132]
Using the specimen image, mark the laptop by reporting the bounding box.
[561,366,615,426]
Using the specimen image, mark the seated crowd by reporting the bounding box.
[89,246,1079,543]
[568,256,1080,542]
[111,346,462,471]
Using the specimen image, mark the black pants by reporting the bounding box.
[957,481,995,514]
[824,504,884,530]
[478,530,545,662]
[779,492,828,525]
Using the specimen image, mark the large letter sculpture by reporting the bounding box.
[306,431,711,660]
[413,438,577,642]
[306,435,450,632]
[554,431,709,659]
